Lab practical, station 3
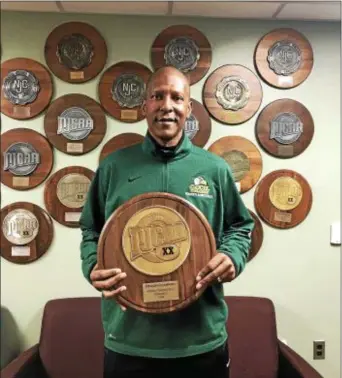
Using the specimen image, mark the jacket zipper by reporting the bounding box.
[163,159,169,192]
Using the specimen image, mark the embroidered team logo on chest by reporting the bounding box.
[186,176,213,198]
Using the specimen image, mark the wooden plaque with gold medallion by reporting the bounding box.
[44,166,94,228]
[97,192,217,313]
[208,136,262,194]
[254,169,312,229]
[1,201,54,264]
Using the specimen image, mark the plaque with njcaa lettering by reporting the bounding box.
[1,58,53,120]
[44,21,107,83]
[151,25,212,85]
[255,99,314,158]
[99,133,144,162]
[98,61,152,122]
[254,169,312,229]
[97,192,217,313]
[208,136,262,194]
[254,28,313,89]
[248,209,263,262]
[1,201,54,264]
[44,166,94,228]
[185,98,211,148]
[1,128,54,190]
[203,64,263,125]
[44,94,107,155]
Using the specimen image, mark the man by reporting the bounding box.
[79,65,254,378]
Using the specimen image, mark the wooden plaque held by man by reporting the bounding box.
[97,192,217,314]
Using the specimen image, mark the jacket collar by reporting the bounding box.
[142,130,192,161]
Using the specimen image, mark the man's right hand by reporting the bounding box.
[90,263,127,311]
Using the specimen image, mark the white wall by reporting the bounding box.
[1,10,340,378]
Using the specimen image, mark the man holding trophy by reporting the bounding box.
[79,66,254,378]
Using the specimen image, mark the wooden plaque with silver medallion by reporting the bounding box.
[1,58,53,120]
[185,98,212,148]
[254,28,314,89]
[254,169,312,229]
[99,133,144,162]
[1,202,54,264]
[203,64,263,125]
[1,128,54,190]
[255,98,314,158]
[44,21,107,83]
[99,61,152,123]
[208,136,262,194]
[97,192,217,313]
[44,166,94,228]
[151,25,212,86]
[44,94,107,155]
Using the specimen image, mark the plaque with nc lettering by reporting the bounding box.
[151,25,212,85]
[98,61,152,123]
[97,192,217,313]
[255,99,314,158]
[44,166,94,228]
[1,128,54,190]
[254,169,312,229]
[254,28,313,89]
[44,94,107,155]
[203,64,263,125]
[208,136,262,194]
[44,21,107,83]
[1,201,54,264]
[1,58,53,120]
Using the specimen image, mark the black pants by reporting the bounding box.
[104,342,230,378]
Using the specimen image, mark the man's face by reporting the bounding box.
[142,69,192,146]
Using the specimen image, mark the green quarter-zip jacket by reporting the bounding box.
[79,132,254,358]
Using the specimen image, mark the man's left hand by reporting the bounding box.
[196,252,236,290]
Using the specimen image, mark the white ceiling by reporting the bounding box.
[0,1,340,21]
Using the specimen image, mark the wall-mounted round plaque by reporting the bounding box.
[44,93,106,155]
[1,128,54,190]
[97,192,217,313]
[248,209,263,262]
[208,136,262,193]
[254,28,314,89]
[1,201,54,264]
[99,132,144,162]
[254,169,312,229]
[151,25,212,85]
[255,98,314,158]
[1,58,53,120]
[185,98,212,148]
[203,64,263,125]
[44,21,107,84]
[44,166,94,228]
[98,61,152,123]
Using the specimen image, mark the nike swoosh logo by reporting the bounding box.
[128,175,141,182]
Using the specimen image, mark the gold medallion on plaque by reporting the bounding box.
[56,173,91,209]
[254,169,312,229]
[269,177,303,211]
[98,192,217,313]
[122,206,191,276]
[222,150,250,182]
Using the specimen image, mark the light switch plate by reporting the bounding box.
[330,222,341,245]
